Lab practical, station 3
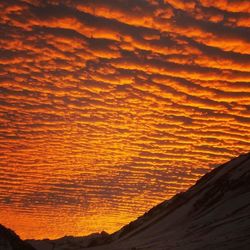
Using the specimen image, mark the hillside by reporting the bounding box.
[94,152,250,250]
[0,224,35,250]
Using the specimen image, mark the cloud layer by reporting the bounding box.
[0,0,250,239]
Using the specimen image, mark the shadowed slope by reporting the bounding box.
[0,224,36,250]
[89,152,250,249]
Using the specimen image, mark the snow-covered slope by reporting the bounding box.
[89,152,250,250]
[28,152,250,250]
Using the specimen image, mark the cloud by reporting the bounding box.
[0,0,249,240]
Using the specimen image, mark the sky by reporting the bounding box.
[0,0,250,240]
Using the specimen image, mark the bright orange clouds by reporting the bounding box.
[0,0,250,240]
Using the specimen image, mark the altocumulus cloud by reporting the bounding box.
[0,0,250,239]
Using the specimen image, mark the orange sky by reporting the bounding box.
[0,0,250,240]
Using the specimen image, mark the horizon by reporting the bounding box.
[0,0,250,240]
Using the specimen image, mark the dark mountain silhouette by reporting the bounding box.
[0,224,36,250]
[107,152,250,245]
[100,152,250,250]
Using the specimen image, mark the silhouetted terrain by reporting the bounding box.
[0,224,35,250]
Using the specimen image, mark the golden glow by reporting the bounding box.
[0,0,250,239]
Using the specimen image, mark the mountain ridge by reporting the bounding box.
[0,224,36,250]
[108,152,250,242]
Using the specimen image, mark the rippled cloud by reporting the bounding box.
[0,0,250,239]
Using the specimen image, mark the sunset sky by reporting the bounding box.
[0,0,250,240]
